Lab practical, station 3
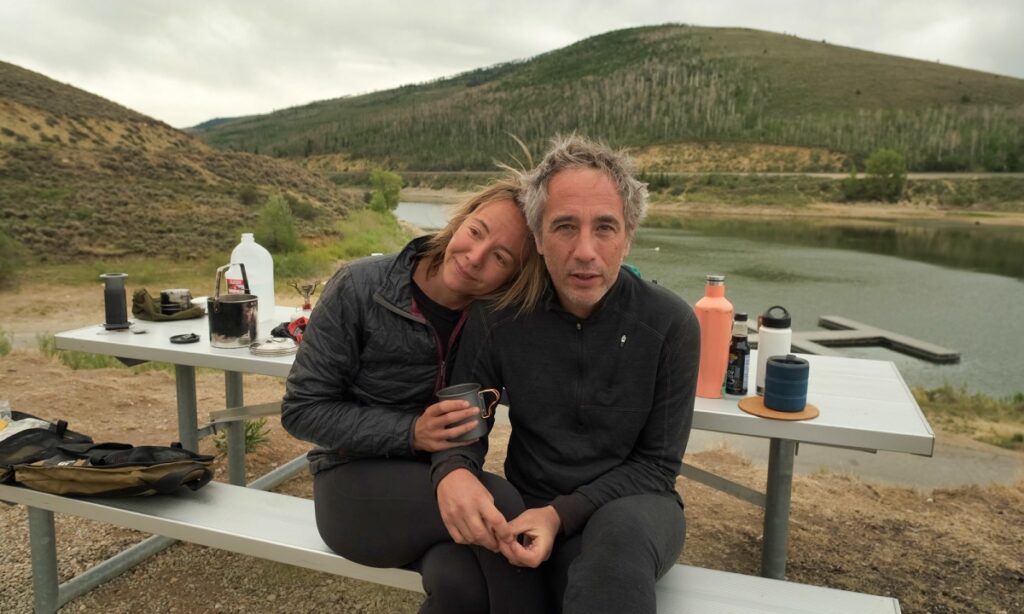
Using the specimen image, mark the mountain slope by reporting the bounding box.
[195,24,1024,172]
[0,61,356,262]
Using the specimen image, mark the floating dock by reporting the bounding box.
[748,315,960,364]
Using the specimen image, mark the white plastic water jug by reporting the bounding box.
[227,233,275,336]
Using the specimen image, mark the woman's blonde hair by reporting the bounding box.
[420,175,545,314]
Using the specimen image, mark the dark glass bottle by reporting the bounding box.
[725,312,750,396]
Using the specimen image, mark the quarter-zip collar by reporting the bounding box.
[542,266,631,323]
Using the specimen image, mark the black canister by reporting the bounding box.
[100,273,130,330]
[763,354,809,412]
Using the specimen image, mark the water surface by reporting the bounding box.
[397,203,1024,397]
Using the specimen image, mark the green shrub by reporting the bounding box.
[865,148,907,202]
[213,417,271,455]
[275,249,333,279]
[639,170,671,191]
[841,149,908,202]
[285,194,319,220]
[0,326,12,357]
[0,228,25,290]
[238,184,262,206]
[254,194,303,253]
[331,209,409,259]
[368,169,402,212]
[840,167,865,201]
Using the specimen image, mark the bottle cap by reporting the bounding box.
[705,274,725,285]
[734,312,748,322]
[760,305,791,328]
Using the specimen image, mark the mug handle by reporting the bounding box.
[479,388,501,419]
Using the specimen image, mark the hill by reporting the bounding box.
[194,24,1024,172]
[0,61,357,263]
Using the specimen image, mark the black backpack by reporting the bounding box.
[0,410,93,483]
[1,411,214,496]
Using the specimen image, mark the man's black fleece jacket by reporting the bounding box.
[431,268,701,537]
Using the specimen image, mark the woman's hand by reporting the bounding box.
[412,400,481,452]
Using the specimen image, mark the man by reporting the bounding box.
[431,135,701,613]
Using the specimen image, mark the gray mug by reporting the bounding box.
[437,382,500,442]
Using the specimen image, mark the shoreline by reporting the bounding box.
[649,201,1024,227]
[401,188,1024,228]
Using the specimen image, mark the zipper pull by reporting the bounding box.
[620,334,627,347]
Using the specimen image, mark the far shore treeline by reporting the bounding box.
[194,25,1024,173]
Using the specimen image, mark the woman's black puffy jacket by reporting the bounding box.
[282,237,464,475]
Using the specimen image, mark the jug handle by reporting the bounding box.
[214,262,251,300]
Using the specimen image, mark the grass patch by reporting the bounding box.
[35,332,172,373]
[333,209,410,257]
[29,256,221,290]
[275,209,412,282]
[18,209,411,294]
[913,385,1024,451]
[0,326,11,357]
[905,177,1024,210]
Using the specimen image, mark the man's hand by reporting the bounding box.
[412,400,481,452]
[496,506,561,568]
[436,469,507,551]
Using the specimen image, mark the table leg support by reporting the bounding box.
[174,365,198,453]
[28,507,59,614]
[225,371,246,486]
[760,438,796,579]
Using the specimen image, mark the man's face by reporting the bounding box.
[536,167,631,319]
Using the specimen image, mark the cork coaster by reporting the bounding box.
[738,396,820,421]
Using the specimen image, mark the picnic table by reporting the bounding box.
[54,308,935,579]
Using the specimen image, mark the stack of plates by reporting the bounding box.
[249,337,298,356]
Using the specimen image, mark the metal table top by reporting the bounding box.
[56,313,934,457]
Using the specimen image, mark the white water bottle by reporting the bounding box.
[228,233,275,336]
[756,305,792,396]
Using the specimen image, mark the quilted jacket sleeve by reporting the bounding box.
[281,268,419,459]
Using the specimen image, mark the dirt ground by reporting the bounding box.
[1,285,1022,613]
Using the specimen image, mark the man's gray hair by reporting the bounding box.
[523,134,648,239]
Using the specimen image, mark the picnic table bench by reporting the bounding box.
[22,312,929,611]
[1,480,902,613]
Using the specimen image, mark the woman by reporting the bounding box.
[281,176,547,614]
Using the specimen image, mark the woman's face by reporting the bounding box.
[441,199,530,299]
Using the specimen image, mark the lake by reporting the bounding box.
[397,202,1024,397]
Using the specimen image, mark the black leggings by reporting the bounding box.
[313,459,545,614]
[541,494,686,614]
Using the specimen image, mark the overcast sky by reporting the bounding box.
[2,0,1021,128]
